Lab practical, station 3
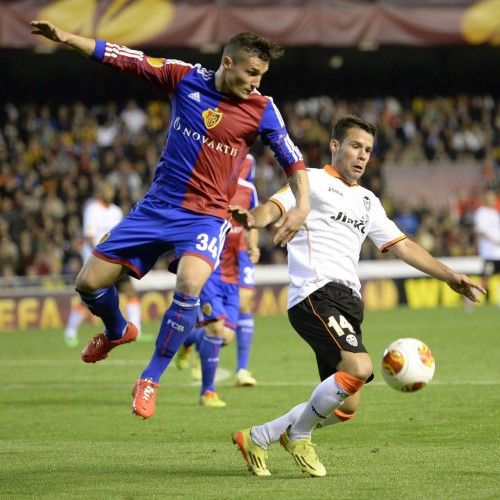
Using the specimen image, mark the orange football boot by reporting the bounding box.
[81,322,138,363]
[132,378,159,419]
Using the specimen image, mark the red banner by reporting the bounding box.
[1,0,500,48]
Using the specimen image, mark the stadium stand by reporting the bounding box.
[1,95,498,280]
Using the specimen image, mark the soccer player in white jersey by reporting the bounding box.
[472,189,500,302]
[64,183,141,346]
[230,115,486,477]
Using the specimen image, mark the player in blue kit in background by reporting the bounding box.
[196,155,259,407]
[234,155,260,387]
[176,154,260,392]
[31,21,311,419]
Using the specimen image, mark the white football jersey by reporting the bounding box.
[82,199,123,261]
[473,206,500,260]
[270,166,405,307]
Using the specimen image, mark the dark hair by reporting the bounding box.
[223,32,284,63]
[332,115,376,142]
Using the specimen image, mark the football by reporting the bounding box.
[381,338,435,392]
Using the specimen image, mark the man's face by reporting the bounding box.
[221,54,269,100]
[485,190,496,207]
[330,127,374,184]
[100,184,115,204]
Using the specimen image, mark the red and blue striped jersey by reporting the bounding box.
[91,41,305,220]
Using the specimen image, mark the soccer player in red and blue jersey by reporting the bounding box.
[234,155,260,387]
[31,21,310,419]
[175,154,259,395]
[195,170,259,407]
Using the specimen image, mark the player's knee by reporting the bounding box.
[176,256,212,296]
[347,362,373,382]
[75,269,97,293]
[341,362,373,382]
[204,320,225,338]
[239,292,255,314]
[76,269,114,293]
[339,352,373,381]
[221,327,235,345]
[176,279,203,297]
[239,302,253,314]
[76,258,119,292]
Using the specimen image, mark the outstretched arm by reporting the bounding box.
[391,238,486,302]
[273,169,310,247]
[31,20,95,56]
[228,200,282,229]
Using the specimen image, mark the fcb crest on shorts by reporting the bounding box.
[202,302,213,316]
[202,107,223,129]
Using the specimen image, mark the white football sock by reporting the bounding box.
[315,413,341,429]
[126,300,141,335]
[250,402,308,449]
[64,307,85,339]
[288,374,351,440]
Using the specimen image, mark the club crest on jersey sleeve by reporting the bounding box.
[202,107,223,129]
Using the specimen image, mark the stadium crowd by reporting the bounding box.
[0,95,499,280]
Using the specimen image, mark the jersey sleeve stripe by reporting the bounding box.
[284,134,302,162]
[106,43,144,57]
[105,45,144,61]
[166,59,194,68]
[269,198,286,216]
[380,234,406,253]
[269,98,285,127]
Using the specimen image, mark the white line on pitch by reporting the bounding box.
[1,360,498,387]
[0,379,499,390]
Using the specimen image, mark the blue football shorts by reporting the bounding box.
[199,270,240,331]
[93,196,231,278]
[238,250,256,289]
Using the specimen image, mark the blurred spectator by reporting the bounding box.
[96,102,120,148]
[121,99,148,137]
[393,201,420,237]
[0,95,498,279]
[473,189,500,290]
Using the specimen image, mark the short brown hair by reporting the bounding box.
[332,115,376,142]
[223,32,284,63]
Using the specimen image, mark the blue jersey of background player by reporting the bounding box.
[31,21,311,419]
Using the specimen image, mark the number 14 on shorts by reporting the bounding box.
[328,314,354,336]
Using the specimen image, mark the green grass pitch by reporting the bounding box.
[1,305,498,498]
